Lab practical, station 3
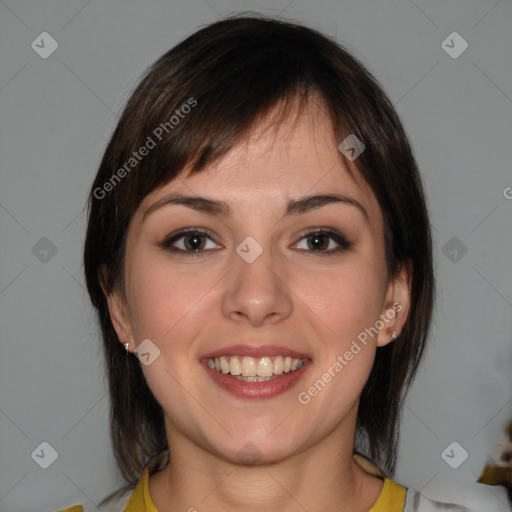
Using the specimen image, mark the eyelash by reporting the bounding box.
[159,227,352,257]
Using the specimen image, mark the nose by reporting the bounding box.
[221,239,293,327]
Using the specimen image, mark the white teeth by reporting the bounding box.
[219,356,229,374]
[257,357,274,377]
[207,355,305,378]
[241,356,257,377]
[229,356,241,375]
[273,355,284,374]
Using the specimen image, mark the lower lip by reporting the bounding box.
[202,360,312,399]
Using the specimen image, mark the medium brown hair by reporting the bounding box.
[83,13,434,503]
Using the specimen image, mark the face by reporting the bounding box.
[105,100,410,465]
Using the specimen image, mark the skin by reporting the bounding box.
[104,98,411,512]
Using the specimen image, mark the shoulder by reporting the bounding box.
[403,484,510,512]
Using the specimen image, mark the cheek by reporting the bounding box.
[302,260,386,342]
[125,252,221,351]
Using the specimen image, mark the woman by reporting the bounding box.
[63,13,494,512]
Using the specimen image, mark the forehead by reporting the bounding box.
[137,100,382,229]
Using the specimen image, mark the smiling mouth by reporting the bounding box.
[207,355,306,382]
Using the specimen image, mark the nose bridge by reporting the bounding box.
[222,233,292,325]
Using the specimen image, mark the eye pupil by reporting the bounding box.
[185,233,205,251]
[308,234,328,251]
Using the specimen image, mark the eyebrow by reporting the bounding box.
[141,192,369,223]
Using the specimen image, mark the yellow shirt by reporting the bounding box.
[123,466,405,511]
[57,453,406,512]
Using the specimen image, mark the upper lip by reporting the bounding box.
[201,344,312,360]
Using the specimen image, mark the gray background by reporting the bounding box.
[1,0,511,511]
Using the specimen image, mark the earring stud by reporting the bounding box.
[385,328,397,339]
[123,342,130,354]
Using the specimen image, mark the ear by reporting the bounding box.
[376,260,411,348]
[98,264,135,351]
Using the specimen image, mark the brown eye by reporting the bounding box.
[306,233,330,251]
[294,229,352,255]
[182,233,206,251]
[160,228,221,254]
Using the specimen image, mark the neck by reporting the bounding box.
[149,418,384,512]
